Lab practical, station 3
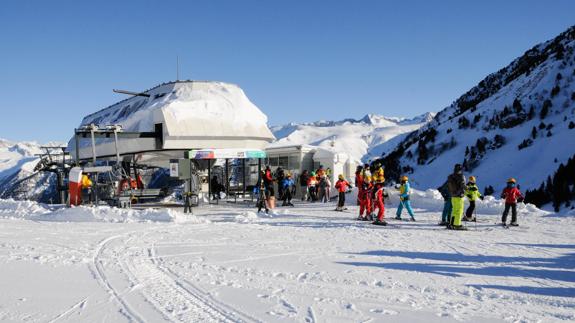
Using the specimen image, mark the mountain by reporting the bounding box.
[270,112,435,162]
[0,139,65,202]
[379,25,575,209]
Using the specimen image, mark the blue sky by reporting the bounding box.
[0,1,574,142]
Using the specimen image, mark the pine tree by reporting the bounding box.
[513,98,523,113]
[569,121,575,129]
[540,100,552,119]
[551,85,561,97]
[531,126,538,139]
[528,105,535,120]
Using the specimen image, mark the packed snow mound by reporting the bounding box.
[69,80,275,154]
[0,199,209,223]
[380,25,575,196]
[270,113,434,162]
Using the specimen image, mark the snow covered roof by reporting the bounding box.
[68,81,275,164]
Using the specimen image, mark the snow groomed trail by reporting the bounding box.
[0,197,573,322]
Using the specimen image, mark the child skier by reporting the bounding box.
[501,178,524,226]
[464,176,483,221]
[307,171,318,202]
[395,176,415,221]
[372,178,387,225]
[335,174,351,211]
[281,174,295,207]
[437,180,451,226]
[357,175,373,221]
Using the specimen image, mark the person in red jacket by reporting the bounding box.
[335,174,351,211]
[501,178,524,226]
[372,182,387,225]
[357,175,373,221]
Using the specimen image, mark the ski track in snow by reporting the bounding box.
[0,199,574,322]
[92,225,254,323]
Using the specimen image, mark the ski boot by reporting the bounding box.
[509,222,519,227]
[449,225,468,231]
[409,217,416,222]
[372,219,387,226]
[356,216,364,221]
[438,221,449,226]
[394,216,402,220]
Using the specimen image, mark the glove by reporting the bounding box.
[400,197,404,202]
[518,197,524,203]
[480,195,484,201]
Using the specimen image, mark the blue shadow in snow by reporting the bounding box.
[468,284,575,298]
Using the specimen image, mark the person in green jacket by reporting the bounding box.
[464,176,483,221]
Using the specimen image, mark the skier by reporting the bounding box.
[437,180,451,226]
[334,174,351,211]
[299,170,310,201]
[307,171,318,202]
[275,167,285,199]
[324,175,332,203]
[281,173,295,207]
[501,178,524,227]
[395,176,415,221]
[263,166,274,197]
[357,175,373,220]
[318,175,327,202]
[372,177,387,225]
[464,176,483,221]
[372,162,385,185]
[447,164,467,230]
[355,165,364,205]
[256,171,269,214]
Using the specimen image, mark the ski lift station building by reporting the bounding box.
[67,81,276,166]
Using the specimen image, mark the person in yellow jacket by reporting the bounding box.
[81,174,92,189]
[464,176,483,221]
[372,162,385,184]
[81,173,93,204]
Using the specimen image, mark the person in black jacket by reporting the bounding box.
[447,164,467,230]
[299,170,310,201]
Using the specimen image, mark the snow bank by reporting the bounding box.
[0,199,208,223]
[385,188,549,216]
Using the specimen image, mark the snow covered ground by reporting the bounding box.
[0,192,573,322]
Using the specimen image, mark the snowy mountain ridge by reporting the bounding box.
[270,112,435,162]
[379,25,575,208]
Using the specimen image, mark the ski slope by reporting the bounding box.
[0,194,573,322]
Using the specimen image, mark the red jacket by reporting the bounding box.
[335,180,350,193]
[501,187,523,204]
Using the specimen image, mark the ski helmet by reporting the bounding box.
[338,174,344,180]
[507,178,516,184]
[469,176,476,183]
[401,175,408,182]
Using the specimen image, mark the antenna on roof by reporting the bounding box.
[176,55,180,81]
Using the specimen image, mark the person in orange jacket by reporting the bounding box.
[334,174,351,211]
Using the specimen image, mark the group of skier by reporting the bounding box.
[438,163,524,230]
[355,162,415,226]
[256,161,524,229]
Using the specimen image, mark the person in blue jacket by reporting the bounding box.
[395,176,416,221]
[281,173,295,207]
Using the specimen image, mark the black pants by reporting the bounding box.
[338,192,345,207]
[257,192,269,213]
[283,189,292,204]
[502,203,517,223]
[465,200,476,218]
